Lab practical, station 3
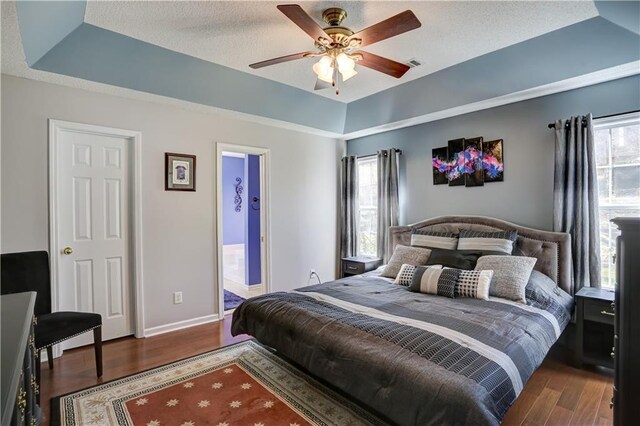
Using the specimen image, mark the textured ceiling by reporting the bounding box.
[83,1,598,102]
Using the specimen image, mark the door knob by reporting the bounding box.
[63,247,73,255]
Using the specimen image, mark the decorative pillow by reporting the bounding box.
[411,230,458,250]
[407,266,493,300]
[394,263,442,286]
[526,270,574,315]
[381,245,432,278]
[425,248,482,270]
[457,230,518,255]
[475,255,537,303]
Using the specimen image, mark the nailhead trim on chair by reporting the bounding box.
[36,324,102,351]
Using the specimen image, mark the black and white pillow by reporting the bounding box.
[394,263,442,286]
[457,230,518,255]
[405,265,493,300]
[411,230,458,250]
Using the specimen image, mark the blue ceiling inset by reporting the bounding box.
[15,0,86,66]
[344,16,640,134]
[13,0,640,137]
[32,23,347,134]
[595,0,640,35]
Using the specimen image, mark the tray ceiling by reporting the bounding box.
[84,1,599,102]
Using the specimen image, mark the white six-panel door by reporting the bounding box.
[54,124,134,349]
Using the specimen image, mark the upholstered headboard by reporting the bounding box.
[388,215,573,295]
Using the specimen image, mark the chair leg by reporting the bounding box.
[93,327,103,377]
[46,346,54,370]
[36,349,42,398]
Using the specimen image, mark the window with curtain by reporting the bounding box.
[357,157,378,256]
[594,112,640,288]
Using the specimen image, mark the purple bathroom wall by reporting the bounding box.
[222,155,245,245]
[245,154,262,285]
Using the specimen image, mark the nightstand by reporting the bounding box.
[341,256,383,277]
[576,287,615,369]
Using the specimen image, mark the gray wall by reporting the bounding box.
[1,75,344,332]
[347,75,640,230]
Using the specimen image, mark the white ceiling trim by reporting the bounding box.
[3,61,636,143]
[343,61,640,140]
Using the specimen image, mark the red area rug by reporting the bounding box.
[52,340,384,425]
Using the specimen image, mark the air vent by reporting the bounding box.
[406,58,421,68]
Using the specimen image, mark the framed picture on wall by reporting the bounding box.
[165,152,196,191]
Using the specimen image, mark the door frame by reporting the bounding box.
[48,119,145,353]
[215,143,271,316]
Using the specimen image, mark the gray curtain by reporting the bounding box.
[340,156,358,259]
[377,149,400,262]
[553,114,601,290]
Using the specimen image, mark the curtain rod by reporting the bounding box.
[357,149,403,159]
[547,109,640,129]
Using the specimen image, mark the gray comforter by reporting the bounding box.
[231,274,572,426]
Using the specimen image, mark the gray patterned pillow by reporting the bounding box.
[381,245,432,278]
[475,255,537,303]
[411,230,458,250]
[406,265,493,300]
[457,230,518,255]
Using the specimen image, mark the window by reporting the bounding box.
[357,157,378,256]
[594,113,640,288]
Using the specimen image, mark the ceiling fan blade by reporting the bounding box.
[348,10,421,48]
[277,4,332,44]
[357,51,411,78]
[249,52,314,69]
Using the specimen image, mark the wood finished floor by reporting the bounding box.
[41,317,613,426]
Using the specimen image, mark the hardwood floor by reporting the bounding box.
[40,317,613,426]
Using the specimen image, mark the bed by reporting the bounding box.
[231,216,574,425]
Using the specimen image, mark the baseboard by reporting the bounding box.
[143,314,221,337]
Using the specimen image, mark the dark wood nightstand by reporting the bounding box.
[341,256,383,277]
[576,287,615,369]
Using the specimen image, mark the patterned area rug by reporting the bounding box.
[51,340,384,426]
[224,290,246,311]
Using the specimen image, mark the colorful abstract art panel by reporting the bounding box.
[432,147,449,185]
[464,137,484,187]
[447,138,466,187]
[483,139,504,182]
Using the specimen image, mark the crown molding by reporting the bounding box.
[343,61,640,140]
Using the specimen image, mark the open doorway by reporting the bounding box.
[216,144,269,316]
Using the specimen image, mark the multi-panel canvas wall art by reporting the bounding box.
[482,139,504,182]
[432,138,504,187]
[432,147,449,185]
[447,138,466,186]
[463,137,484,187]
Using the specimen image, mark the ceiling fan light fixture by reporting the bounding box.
[340,67,357,81]
[313,56,334,83]
[336,53,355,72]
[336,52,357,81]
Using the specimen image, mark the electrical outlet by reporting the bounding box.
[174,291,183,304]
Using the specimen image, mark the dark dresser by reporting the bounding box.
[1,292,40,426]
[611,217,640,426]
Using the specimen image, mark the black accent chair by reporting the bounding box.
[1,251,103,378]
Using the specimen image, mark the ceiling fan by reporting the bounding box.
[249,4,422,95]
